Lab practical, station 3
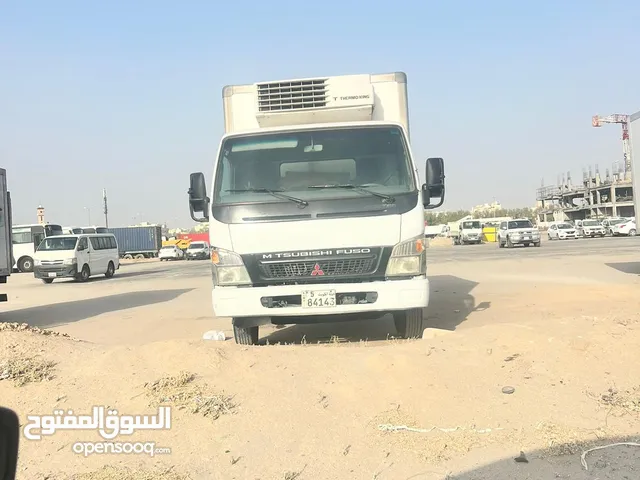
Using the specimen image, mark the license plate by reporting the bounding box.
[523,236,530,240]
[47,272,57,278]
[301,290,336,309]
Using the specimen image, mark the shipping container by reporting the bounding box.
[107,225,162,258]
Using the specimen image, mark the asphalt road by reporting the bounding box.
[112,235,640,281]
[428,235,640,263]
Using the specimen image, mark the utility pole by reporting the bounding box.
[103,188,109,228]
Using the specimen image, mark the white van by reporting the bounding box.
[33,234,120,283]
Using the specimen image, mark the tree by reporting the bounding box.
[424,207,538,225]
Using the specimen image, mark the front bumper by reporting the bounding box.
[510,236,541,244]
[187,252,208,259]
[211,276,430,318]
[34,264,78,279]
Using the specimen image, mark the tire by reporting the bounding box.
[105,261,115,278]
[135,254,145,260]
[498,238,504,248]
[41,278,54,284]
[76,264,90,282]
[629,229,636,237]
[507,236,514,248]
[534,241,541,247]
[233,324,259,345]
[393,308,425,339]
[124,254,133,260]
[18,256,34,273]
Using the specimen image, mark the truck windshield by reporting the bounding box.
[37,237,78,251]
[213,126,415,205]
[462,221,481,229]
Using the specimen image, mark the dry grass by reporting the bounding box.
[372,405,488,463]
[0,354,56,386]
[46,465,190,480]
[0,322,71,337]
[534,421,606,457]
[144,371,235,420]
[587,387,640,417]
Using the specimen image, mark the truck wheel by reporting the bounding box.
[498,238,504,248]
[41,278,54,284]
[124,254,133,260]
[18,256,34,273]
[135,254,145,259]
[534,241,541,247]
[233,324,259,345]
[507,236,514,248]
[393,309,425,339]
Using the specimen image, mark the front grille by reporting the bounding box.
[41,260,63,266]
[257,78,327,112]
[260,258,376,279]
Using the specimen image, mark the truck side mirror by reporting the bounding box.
[422,157,445,209]
[188,172,210,223]
[0,407,19,480]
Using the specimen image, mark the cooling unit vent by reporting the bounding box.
[257,79,328,112]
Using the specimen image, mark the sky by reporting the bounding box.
[1,0,638,227]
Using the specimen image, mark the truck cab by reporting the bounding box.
[188,72,445,344]
[455,220,483,245]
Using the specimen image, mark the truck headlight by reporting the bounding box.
[34,259,42,266]
[63,258,77,265]
[210,247,251,286]
[385,235,426,277]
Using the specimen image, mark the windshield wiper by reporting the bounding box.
[226,188,308,207]
[307,184,395,203]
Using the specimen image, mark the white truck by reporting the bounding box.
[0,169,12,302]
[453,220,483,245]
[188,72,446,345]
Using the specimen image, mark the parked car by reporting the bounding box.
[601,218,627,236]
[158,245,185,261]
[498,219,541,248]
[186,241,210,260]
[548,222,579,240]
[575,219,606,238]
[611,219,637,237]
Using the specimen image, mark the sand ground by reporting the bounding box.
[2,237,640,479]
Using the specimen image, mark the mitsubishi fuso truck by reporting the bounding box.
[188,72,446,345]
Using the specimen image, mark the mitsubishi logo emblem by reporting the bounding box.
[310,263,324,276]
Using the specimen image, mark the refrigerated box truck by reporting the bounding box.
[107,225,162,259]
[0,169,12,302]
[188,72,446,344]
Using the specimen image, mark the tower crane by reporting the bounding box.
[592,111,640,226]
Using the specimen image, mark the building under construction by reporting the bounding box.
[536,163,634,226]
[536,111,637,226]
